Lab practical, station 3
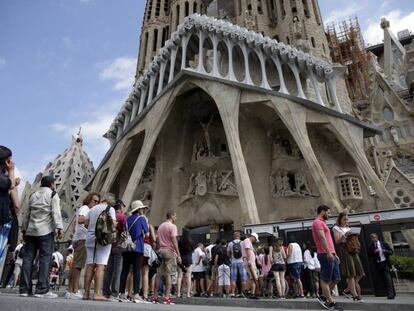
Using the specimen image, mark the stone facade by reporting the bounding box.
[90,13,394,233]
[19,131,95,242]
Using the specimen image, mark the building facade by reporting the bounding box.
[90,4,395,235]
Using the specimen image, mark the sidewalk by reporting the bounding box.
[1,287,413,311]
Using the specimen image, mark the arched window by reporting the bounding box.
[176,5,180,27]
[155,0,161,16]
[311,37,315,48]
[286,36,290,44]
[185,1,189,17]
[153,28,158,52]
[193,2,197,13]
[258,0,263,14]
[147,0,153,20]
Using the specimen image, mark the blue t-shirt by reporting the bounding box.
[126,214,149,253]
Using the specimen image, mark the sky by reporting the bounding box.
[1,0,413,190]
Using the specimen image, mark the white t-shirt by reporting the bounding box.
[287,242,303,264]
[73,205,90,241]
[206,244,215,261]
[85,203,116,248]
[15,243,23,266]
[333,225,350,244]
[192,247,206,272]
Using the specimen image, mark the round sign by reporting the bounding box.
[373,214,381,221]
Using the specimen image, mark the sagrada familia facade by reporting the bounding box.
[87,0,414,232]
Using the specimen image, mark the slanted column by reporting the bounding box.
[168,47,178,83]
[226,39,236,81]
[240,43,253,85]
[197,30,206,73]
[271,55,288,94]
[268,98,342,212]
[308,70,325,106]
[138,87,147,114]
[147,75,156,105]
[257,48,271,90]
[327,117,395,209]
[288,63,306,99]
[123,113,130,131]
[326,77,342,113]
[116,122,123,140]
[130,97,139,122]
[181,35,190,69]
[157,62,167,95]
[211,34,219,77]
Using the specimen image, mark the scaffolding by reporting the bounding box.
[326,16,369,106]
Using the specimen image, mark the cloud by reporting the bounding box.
[324,2,364,25]
[364,10,414,46]
[98,57,136,92]
[62,36,74,49]
[0,58,6,68]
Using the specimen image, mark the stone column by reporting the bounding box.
[197,81,261,225]
[268,97,342,212]
[326,117,395,208]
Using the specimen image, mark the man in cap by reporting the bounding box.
[118,200,149,303]
[20,175,64,298]
[242,232,260,299]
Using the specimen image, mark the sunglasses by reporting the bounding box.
[92,199,100,204]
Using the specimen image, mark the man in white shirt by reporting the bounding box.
[192,243,206,296]
[20,176,63,299]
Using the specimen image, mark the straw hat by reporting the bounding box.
[130,200,148,214]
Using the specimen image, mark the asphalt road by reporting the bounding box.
[0,293,307,311]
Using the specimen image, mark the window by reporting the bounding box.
[164,0,170,15]
[280,0,286,18]
[383,106,394,121]
[258,0,263,14]
[176,5,180,27]
[311,37,315,48]
[155,0,161,16]
[286,36,290,44]
[153,29,158,52]
[303,0,310,17]
[238,0,242,15]
[290,0,297,14]
[193,2,197,13]
[336,174,363,201]
[147,0,153,20]
[185,1,189,17]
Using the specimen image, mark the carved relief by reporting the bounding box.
[183,169,238,201]
[270,170,319,197]
[272,135,302,159]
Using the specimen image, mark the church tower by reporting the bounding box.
[136,0,330,78]
[136,0,206,76]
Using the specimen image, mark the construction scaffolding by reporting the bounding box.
[326,16,369,106]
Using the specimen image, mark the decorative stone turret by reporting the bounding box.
[19,130,95,243]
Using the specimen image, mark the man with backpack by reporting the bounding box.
[83,193,116,301]
[227,231,248,297]
[20,175,64,298]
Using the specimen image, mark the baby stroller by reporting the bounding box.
[49,258,60,291]
[262,271,289,298]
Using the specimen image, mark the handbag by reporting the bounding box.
[120,215,141,251]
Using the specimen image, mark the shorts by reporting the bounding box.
[288,262,302,280]
[182,254,193,268]
[230,262,248,282]
[271,263,286,272]
[86,245,111,265]
[218,264,231,286]
[313,269,320,283]
[73,240,87,269]
[193,271,206,280]
[317,253,341,282]
[245,262,258,280]
[157,250,177,277]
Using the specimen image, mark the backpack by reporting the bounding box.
[95,206,116,246]
[346,234,361,254]
[120,215,142,252]
[232,240,242,259]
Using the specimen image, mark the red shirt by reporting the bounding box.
[115,210,127,234]
[312,217,335,254]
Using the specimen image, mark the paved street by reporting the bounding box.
[0,293,305,311]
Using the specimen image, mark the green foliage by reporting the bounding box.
[390,255,414,280]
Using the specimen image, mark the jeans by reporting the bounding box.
[119,251,144,295]
[103,247,123,297]
[20,232,54,295]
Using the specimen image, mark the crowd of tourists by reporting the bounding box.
[0,145,397,310]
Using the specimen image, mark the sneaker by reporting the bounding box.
[64,292,72,299]
[342,289,352,299]
[107,296,118,302]
[329,302,343,310]
[34,292,58,299]
[248,294,259,300]
[353,296,364,302]
[118,294,130,303]
[20,293,29,297]
[133,295,144,303]
[151,296,159,304]
[317,296,330,309]
[163,297,175,305]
